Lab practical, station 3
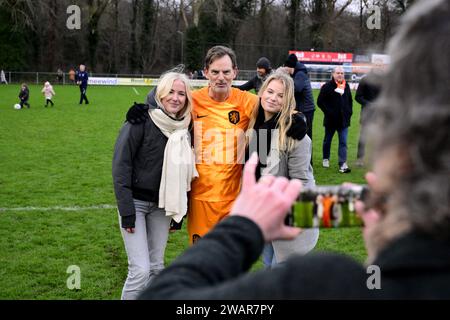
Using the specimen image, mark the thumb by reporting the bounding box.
[278,226,302,240]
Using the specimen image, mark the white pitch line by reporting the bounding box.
[0,204,116,212]
[132,87,140,95]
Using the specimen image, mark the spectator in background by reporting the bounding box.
[354,65,382,167]
[236,57,272,94]
[68,68,76,84]
[283,53,316,165]
[317,66,353,173]
[75,64,89,105]
[57,68,64,84]
[193,69,205,80]
[18,83,30,109]
[1,70,8,84]
[139,0,450,300]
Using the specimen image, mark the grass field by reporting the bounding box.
[0,83,368,299]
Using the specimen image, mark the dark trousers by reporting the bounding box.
[45,98,54,107]
[357,107,370,159]
[79,86,89,104]
[357,125,366,159]
[20,100,30,108]
[303,110,314,141]
[322,126,349,166]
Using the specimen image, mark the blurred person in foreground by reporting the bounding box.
[139,0,450,299]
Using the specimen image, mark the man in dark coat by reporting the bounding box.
[317,66,353,173]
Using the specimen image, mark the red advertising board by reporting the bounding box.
[289,51,353,63]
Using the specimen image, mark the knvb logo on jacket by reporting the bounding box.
[228,111,240,125]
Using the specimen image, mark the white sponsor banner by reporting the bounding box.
[88,77,247,87]
[371,54,390,65]
[88,77,118,86]
[88,78,359,90]
[117,78,158,86]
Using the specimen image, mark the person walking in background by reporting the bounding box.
[236,57,273,94]
[283,53,316,150]
[317,66,353,173]
[76,64,89,105]
[246,70,318,268]
[112,70,197,300]
[354,66,382,167]
[18,83,30,109]
[41,81,56,107]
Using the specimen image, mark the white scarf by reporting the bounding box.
[149,108,198,223]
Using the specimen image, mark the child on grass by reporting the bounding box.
[18,83,30,109]
[42,81,56,107]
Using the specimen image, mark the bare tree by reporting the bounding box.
[391,0,416,13]
[0,0,37,30]
[309,0,353,50]
[285,0,302,49]
[192,0,205,27]
[86,0,112,70]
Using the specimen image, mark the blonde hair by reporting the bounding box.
[155,71,193,118]
[248,70,296,152]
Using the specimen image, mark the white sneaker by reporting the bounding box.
[339,162,351,173]
[322,159,330,168]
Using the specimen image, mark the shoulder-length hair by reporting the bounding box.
[155,70,193,118]
[248,69,296,152]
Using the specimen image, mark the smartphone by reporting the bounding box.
[286,185,369,228]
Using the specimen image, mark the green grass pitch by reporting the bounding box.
[0,84,367,299]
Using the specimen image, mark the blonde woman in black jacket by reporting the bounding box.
[112,71,197,299]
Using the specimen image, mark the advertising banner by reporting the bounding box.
[289,51,353,63]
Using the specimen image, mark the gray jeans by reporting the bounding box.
[119,199,171,300]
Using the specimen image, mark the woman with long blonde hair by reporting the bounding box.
[247,69,318,267]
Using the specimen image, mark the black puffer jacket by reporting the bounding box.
[112,90,168,219]
[292,62,315,113]
[317,79,353,129]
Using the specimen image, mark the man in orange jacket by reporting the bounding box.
[188,46,258,243]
